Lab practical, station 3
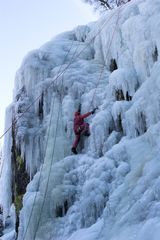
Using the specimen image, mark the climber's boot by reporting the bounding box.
[71,147,78,155]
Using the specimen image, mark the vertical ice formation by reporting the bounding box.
[1,0,160,239]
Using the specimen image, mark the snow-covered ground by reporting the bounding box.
[1,0,160,239]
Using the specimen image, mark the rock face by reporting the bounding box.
[11,121,30,231]
[0,207,4,237]
[1,0,160,239]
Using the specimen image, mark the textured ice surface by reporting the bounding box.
[1,0,160,239]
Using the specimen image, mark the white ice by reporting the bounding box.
[1,0,160,239]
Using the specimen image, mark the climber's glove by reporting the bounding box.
[92,107,98,114]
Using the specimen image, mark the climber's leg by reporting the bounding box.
[72,134,81,154]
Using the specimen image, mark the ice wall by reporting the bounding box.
[1,0,160,239]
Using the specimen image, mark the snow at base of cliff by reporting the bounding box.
[1,0,160,239]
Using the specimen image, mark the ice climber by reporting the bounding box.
[71,106,97,154]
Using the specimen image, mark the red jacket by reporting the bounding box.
[74,111,92,133]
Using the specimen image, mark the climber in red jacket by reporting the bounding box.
[71,106,97,154]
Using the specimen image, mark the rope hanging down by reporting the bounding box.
[33,6,124,240]
[22,25,89,239]
[2,2,127,238]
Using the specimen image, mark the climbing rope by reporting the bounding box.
[33,5,124,240]
[1,3,126,238]
[22,25,89,239]
[31,9,124,239]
